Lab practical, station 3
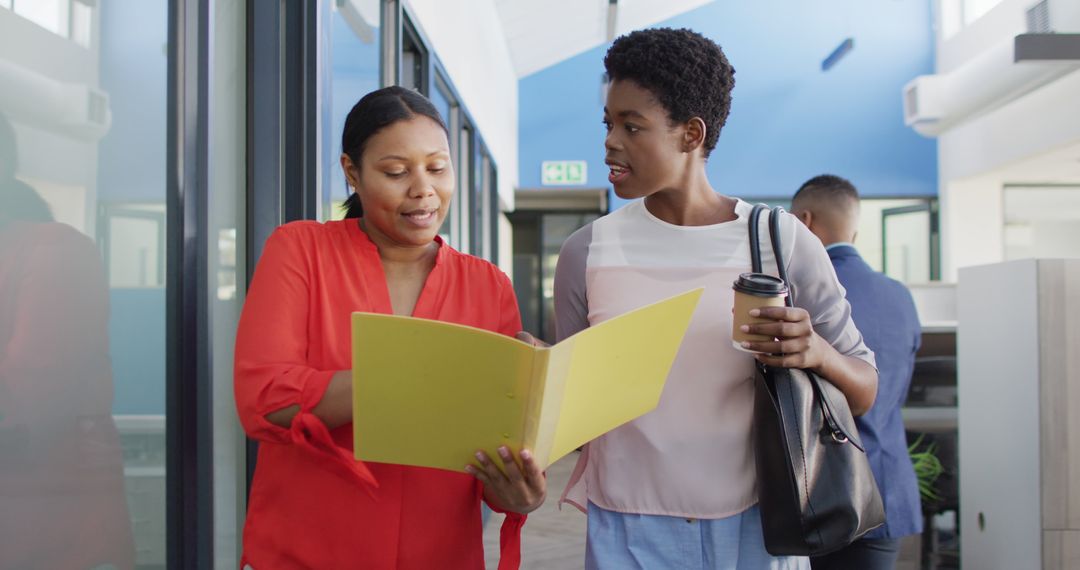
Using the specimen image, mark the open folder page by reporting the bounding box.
[352,288,703,473]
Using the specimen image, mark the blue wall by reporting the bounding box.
[519,0,938,208]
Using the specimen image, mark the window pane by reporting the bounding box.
[1,0,167,567]
[322,1,381,222]
[72,1,92,48]
[511,214,541,336]
[963,0,1004,26]
[14,0,69,37]
[479,154,495,261]
[854,198,927,272]
[457,125,472,253]
[884,209,932,283]
[431,81,455,244]
[540,213,599,342]
[1003,186,1080,260]
[432,83,453,127]
[401,26,424,93]
[940,0,963,39]
[474,147,484,257]
[210,0,247,565]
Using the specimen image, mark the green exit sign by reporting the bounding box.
[542,161,587,186]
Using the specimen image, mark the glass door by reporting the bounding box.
[1,1,172,566]
[882,202,939,283]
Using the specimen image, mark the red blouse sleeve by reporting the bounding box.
[233,226,336,444]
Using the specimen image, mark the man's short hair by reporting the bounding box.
[793,174,860,212]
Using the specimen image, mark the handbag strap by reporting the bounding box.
[762,206,858,445]
[747,204,768,274]
[767,207,796,308]
[746,203,791,305]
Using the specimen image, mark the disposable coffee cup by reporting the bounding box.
[731,273,788,352]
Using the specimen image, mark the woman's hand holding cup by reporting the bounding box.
[738,305,828,370]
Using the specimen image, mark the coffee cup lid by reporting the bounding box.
[733,273,788,297]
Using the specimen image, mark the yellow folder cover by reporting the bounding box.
[351,288,703,473]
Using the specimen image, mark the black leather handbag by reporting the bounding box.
[747,204,885,556]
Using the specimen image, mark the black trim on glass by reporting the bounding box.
[401,15,428,93]
[929,200,940,281]
[247,0,282,272]
[167,0,214,567]
[282,0,320,221]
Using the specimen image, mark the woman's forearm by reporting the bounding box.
[264,370,353,429]
[812,339,878,416]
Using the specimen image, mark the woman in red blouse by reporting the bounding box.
[234,87,545,569]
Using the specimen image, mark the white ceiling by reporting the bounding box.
[495,0,715,78]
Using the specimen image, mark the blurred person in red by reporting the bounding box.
[0,112,135,569]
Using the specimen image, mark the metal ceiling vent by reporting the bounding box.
[1026,1,1051,34]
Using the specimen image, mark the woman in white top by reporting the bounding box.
[553,28,878,570]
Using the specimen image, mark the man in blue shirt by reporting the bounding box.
[792,175,923,570]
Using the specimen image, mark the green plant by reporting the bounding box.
[909,434,944,503]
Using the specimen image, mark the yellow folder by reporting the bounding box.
[351,288,703,473]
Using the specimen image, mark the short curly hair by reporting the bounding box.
[604,28,735,158]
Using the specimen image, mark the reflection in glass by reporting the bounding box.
[431,80,455,244]
[0,111,135,568]
[1,1,167,567]
[457,125,472,253]
[209,1,247,564]
[479,154,494,261]
[14,0,70,37]
[323,2,381,222]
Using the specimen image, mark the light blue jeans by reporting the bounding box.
[586,502,810,570]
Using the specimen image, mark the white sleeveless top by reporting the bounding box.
[553,198,875,518]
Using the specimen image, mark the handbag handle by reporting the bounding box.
[747,204,768,274]
[746,203,793,308]
[767,207,796,309]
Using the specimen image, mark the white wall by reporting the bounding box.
[933,0,1080,280]
[940,173,1006,281]
[937,0,1028,73]
[938,0,1080,72]
[938,69,1080,183]
[404,0,518,212]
